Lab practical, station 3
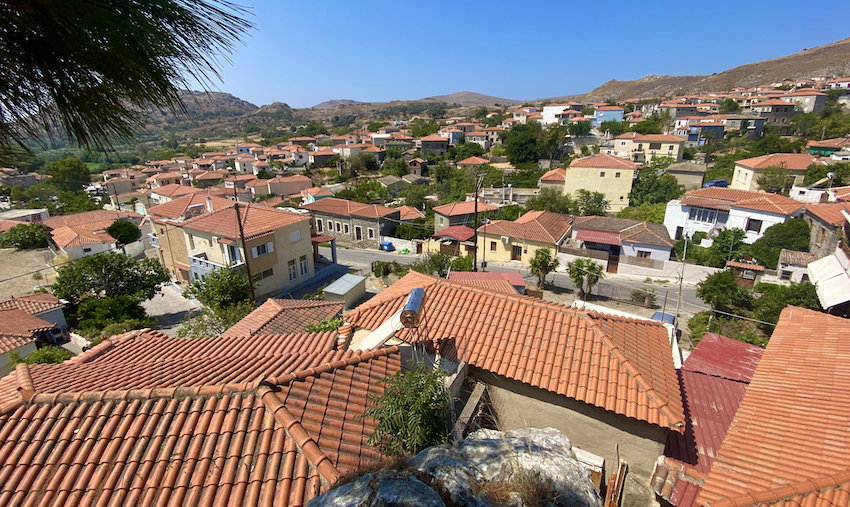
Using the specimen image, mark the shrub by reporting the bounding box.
[8,345,74,366]
[305,318,343,333]
[688,311,711,343]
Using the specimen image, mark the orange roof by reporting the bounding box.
[301,197,398,219]
[0,293,63,315]
[41,210,141,231]
[466,131,488,137]
[569,153,637,170]
[432,200,497,216]
[479,210,574,244]
[806,203,850,226]
[50,226,115,249]
[808,137,850,149]
[150,183,203,197]
[419,134,447,142]
[181,203,309,241]
[698,308,850,507]
[223,299,345,337]
[0,327,402,506]
[573,216,673,247]
[148,193,233,219]
[456,156,490,166]
[753,98,794,106]
[540,167,566,182]
[0,219,27,233]
[597,105,624,111]
[148,171,182,180]
[684,187,805,215]
[346,272,685,430]
[736,153,822,171]
[396,205,425,221]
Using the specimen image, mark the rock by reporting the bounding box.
[407,447,488,507]
[306,471,444,507]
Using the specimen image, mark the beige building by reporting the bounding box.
[607,133,686,164]
[540,153,637,212]
[731,153,824,191]
[476,210,573,265]
[433,200,497,232]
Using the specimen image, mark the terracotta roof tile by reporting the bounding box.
[736,153,823,171]
[457,156,490,166]
[573,216,673,247]
[684,188,804,215]
[806,202,850,226]
[0,294,64,316]
[181,203,309,241]
[698,308,850,507]
[345,271,685,430]
[150,183,203,197]
[41,210,142,230]
[778,249,820,267]
[147,193,233,219]
[432,225,475,242]
[301,198,398,219]
[0,309,55,354]
[479,211,573,245]
[432,200,497,216]
[223,299,345,337]
[50,226,116,249]
[569,153,637,170]
[540,167,566,182]
[396,205,424,221]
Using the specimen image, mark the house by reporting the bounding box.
[0,309,63,376]
[542,153,637,212]
[294,186,334,205]
[223,173,257,190]
[446,271,526,294]
[750,98,798,134]
[803,202,850,257]
[343,271,685,506]
[377,175,408,196]
[101,176,144,196]
[0,293,67,335]
[484,126,504,146]
[148,194,235,283]
[191,169,229,188]
[592,105,624,126]
[0,208,49,233]
[776,249,817,284]
[246,175,313,199]
[419,134,449,158]
[308,149,337,167]
[456,156,490,168]
[779,89,827,113]
[569,216,675,269]
[180,203,316,298]
[730,153,825,191]
[725,259,765,288]
[222,298,344,337]
[686,122,725,147]
[432,200,497,232]
[0,328,403,506]
[807,136,850,156]
[301,197,400,247]
[149,182,203,204]
[42,209,145,260]
[408,157,426,177]
[807,209,850,314]
[396,205,425,222]
[720,114,765,138]
[465,131,491,151]
[665,161,707,190]
[697,308,850,506]
[608,133,686,163]
[650,333,764,506]
[430,225,476,257]
[476,210,573,265]
[146,171,182,188]
[541,103,573,124]
[658,103,698,118]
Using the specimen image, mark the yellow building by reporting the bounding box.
[608,133,685,164]
[476,211,573,265]
[540,153,637,212]
[731,153,823,191]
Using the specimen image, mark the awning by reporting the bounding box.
[218,238,234,245]
[575,229,621,246]
[808,252,850,309]
[311,235,335,243]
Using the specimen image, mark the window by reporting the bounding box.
[288,260,297,281]
[439,216,444,226]
[668,145,674,151]
[367,227,375,239]
[335,221,342,233]
[600,172,605,178]
[83,247,92,253]
[160,227,165,234]
[490,241,497,252]
[511,245,522,261]
[675,226,684,240]
[746,218,763,233]
[615,172,621,178]
[619,196,624,201]
[316,218,323,232]
[251,241,274,258]
[255,243,267,256]
[649,142,662,150]
[779,270,792,281]
[688,207,718,223]
[300,255,308,275]
[188,234,195,250]
[637,250,651,258]
[290,230,301,243]
[344,223,349,234]
[256,268,274,280]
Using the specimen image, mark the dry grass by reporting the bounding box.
[328,454,411,491]
[474,466,561,507]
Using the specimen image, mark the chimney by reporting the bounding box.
[206,196,213,212]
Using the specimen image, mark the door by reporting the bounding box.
[511,245,522,261]
[355,226,362,241]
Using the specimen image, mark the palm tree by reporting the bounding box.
[529,248,559,289]
[566,258,604,300]
[0,0,253,158]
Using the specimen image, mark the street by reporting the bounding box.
[321,246,709,315]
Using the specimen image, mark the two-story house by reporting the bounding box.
[803,202,850,258]
[476,211,573,265]
[419,134,449,158]
[731,153,825,191]
[750,98,798,134]
[301,197,400,248]
[607,133,685,163]
[433,200,497,233]
[539,153,637,212]
[592,105,624,127]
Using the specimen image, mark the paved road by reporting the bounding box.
[141,283,201,336]
[322,247,709,315]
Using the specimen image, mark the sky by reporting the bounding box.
[201,0,850,109]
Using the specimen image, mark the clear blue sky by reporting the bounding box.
[203,0,850,108]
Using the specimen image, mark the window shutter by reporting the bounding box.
[290,230,301,243]
[251,246,258,259]
[267,241,274,253]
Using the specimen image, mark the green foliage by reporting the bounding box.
[451,141,485,162]
[628,157,683,206]
[696,270,750,310]
[525,187,574,215]
[746,219,810,269]
[408,120,440,138]
[566,258,604,300]
[756,166,795,195]
[99,318,159,338]
[804,162,850,186]
[256,169,274,179]
[52,251,170,306]
[76,295,155,337]
[46,157,92,191]
[105,220,141,245]
[183,267,251,311]
[385,147,403,160]
[752,282,820,332]
[177,300,254,338]
[529,248,559,289]
[393,220,431,240]
[630,113,668,135]
[51,190,102,215]
[382,157,409,177]
[687,311,711,343]
[399,184,429,210]
[567,121,592,137]
[575,189,609,216]
[503,122,541,165]
[334,180,388,204]
[676,228,747,267]
[0,222,49,249]
[496,204,524,221]
[367,121,388,132]
[361,362,450,456]
[302,282,331,301]
[616,203,666,223]
[373,261,408,278]
[7,345,73,366]
[718,99,740,114]
[790,102,850,139]
[537,125,567,159]
[304,318,344,333]
[348,153,379,174]
[408,252,472,277]
[599,120,630,136]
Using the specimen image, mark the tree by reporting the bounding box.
[399,184,428,210]
[105,220,141,246]
[361,362,450,456]
[52,190,102,215]
[568,121,592,137]
[746,219,810,269]
[0,222,49,249]
[696,270,749,310]
[52,251,170,306]
[525,187,574,215]
[752,282,820,332]
[8,346,73,366]
[182,267,251,312]
[382,157,409,177]
[757,166,796,195]
[599,120,630,136]
[502,122,541,165]
[529,248,559,289]
[616,203,666,223]
[452,141,485,162]
[804,161,850,186]
[76,295,156,337]
[575,189,610,216]
[718,99,739,114]
[10,184,27,203]
[566,258,604,300]
[537,125,567,159]
[177,301,254,338]
[628,157,683,206]
[0,0,252,157]
[47,157,91,192]
[393,221,431,240]
[496,204,524,221]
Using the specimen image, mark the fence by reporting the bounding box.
[558,246,609,261]
[589,283,656,308]
[616,260,721,284]
[619,255,666,270]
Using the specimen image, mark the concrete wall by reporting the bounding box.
[123,238,147,258]
[617,260,721,283]
[621,242,673,262]
[478,233,557,265]
[37,307,67,331]
[476,369,666,507]
[381,236,415,253]
[562,166,635,212]
[63,242,113,260]
[727,208,792,244]
[556,251,608,272]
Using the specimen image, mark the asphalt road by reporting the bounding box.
[321,246,709,315]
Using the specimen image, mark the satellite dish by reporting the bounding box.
[828,172,837,180]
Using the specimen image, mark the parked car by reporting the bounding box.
[704,179,728,188]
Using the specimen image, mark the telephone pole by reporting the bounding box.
[473,172,486,272]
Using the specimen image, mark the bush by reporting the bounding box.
[688,311,711,343]
[0,222,49,249]
[8,345,74,366]
[305,318,344,333]
[76,295,151,337]
[99,318,158,338]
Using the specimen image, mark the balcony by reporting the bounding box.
[147,233,159,248]
[188,252,244,279]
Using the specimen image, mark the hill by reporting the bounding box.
[422,91,522,107]
[312,99,370,109]
[577,37,850,101]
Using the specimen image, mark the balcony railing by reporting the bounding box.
[189,253,244,271]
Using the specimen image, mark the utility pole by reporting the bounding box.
[473,172,486,272]
[233,138,255,303]
[674,237,688,335]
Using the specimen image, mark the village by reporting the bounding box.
[1,35,850,507]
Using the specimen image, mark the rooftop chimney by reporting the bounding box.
[206,196,213,212]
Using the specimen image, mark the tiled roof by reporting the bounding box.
[446,277,518,294]
[683,188,804,215]
[0,309,55,354]
[733,195,805,215]
[0,219,26,233]
[573,216,673,247]
[698,307,850,507]
[457,156,490,166]
[432,225,475,242]
[0,337,401,507]
[50,226,115,249]
[681,333,763,383]
[569,153,637,170]
[150,183,203,197]
[0,293,64,316]
[148,171,182,180]
[148,193,233,219]
[301,198,398,219]
[778,249,820,267]
[419,134,447,142]
[396,205,424,221]
[479,211,574,245]
[447,271,526,289]
[807,137,850,149]
[181,203,309,241]
[735,153,822,171]
[805,202,850,226]
[223,299,345,337]
[726,260,764,271]
[540,167,566,182]
[432,200,497,216]
[345,272,685,430]
[41,210,141,230]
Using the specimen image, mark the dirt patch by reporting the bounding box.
[0,248,58,300]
